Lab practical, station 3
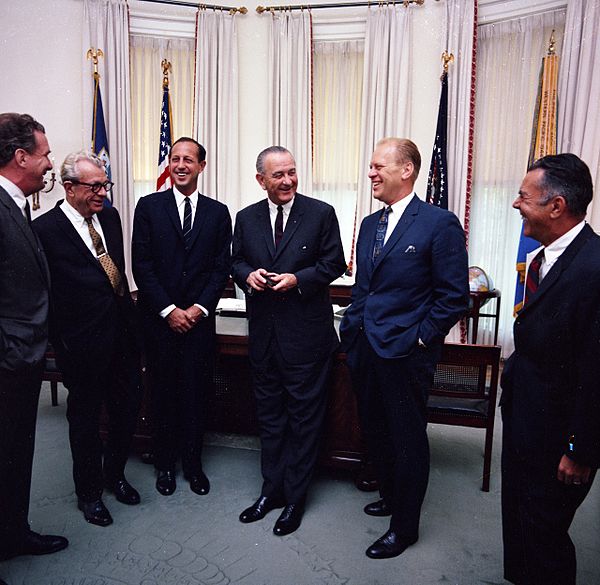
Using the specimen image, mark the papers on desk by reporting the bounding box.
[216,298,246,317]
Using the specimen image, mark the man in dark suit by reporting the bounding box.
[232,146,346,536]
[340,138,469,559]
[0,112,68,560]
[501,153,600,585]
[33,151,141,527]
[132,137,231,497]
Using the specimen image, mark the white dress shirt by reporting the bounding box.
[59,199,107,258]
[383,192,416,245]
[268,196,295,243]
[0,174,28,219]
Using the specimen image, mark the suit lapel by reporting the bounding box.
[186,194,208,250]
[518,224,594,315]
[55,208,105,273]
[257,199,276,258]
[164,189,184,241]
[274,195,304,260]
[373,195,419,271]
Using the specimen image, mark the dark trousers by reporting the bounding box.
[0,362,43,553]
[250,337,331,504]
[62,347,140,502]
[147,328,212,476]
[348,331,439,538]
[501,406,596,585]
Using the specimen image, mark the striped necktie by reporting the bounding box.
[183,197,193,247]
[524,248,544,306]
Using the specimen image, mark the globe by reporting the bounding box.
[469,266,494,294]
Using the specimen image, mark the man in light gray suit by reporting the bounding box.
[0,113,68,563]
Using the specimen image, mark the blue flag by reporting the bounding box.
[92,74,112,205]
[426,70,449,209]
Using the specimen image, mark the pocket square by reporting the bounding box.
[404,245,416,254]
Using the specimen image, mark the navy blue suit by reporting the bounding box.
[500,224,600,585]
[340,195,469,538]
[232,193,346,503]
[132,189,231,475]
[33,205,141,501]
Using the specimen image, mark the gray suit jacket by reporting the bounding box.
[0,185,50,371]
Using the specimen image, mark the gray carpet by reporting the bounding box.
[1,383,598,585]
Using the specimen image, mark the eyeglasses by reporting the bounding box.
[69,180,114,194]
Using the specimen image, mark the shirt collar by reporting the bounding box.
[173,185,198,208]
[268,196,295,214]
[388,192,416,216]
[0,174,27,212]
[543,220,587,265]
[60,199,96,227]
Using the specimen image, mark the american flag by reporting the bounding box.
[425,70,449,210]
[156,84,173,191]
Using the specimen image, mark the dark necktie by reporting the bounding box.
[24,199,32,224]
[183,197,193,247]
[274,205,284,248]
[85,217,124,296]
[524,248,544,306]
[372,206,391,262]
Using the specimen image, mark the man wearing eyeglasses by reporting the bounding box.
[33,151,141,528]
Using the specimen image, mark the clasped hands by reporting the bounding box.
[166,306,204,334]
[557,455,591,486]
[247,268,297,292]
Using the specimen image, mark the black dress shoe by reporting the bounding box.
[273,503,304,536]
[2,530,69,559]
[187,471,210,495]
[364,499,392,516]
[366,530,418,559]
[239,496,285,524]
[156,469,176,496]
[106,478,141,505]
[78,498,113,527]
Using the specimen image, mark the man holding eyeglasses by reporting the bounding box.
[33,151,141,527]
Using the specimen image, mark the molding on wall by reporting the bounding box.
[478,0,567,25]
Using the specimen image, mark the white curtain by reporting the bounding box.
[130,36,195,203]
[83,0,134,274]
[558,0,600,231]
[313,40,364,264]
[446,0,476,225]
[469,11,565,355]
[267,10,313,191]
[355,5,414,232]
[195,9,240,210]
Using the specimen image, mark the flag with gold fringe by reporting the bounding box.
[426,68,449,209]
[513,35,559,315]
[156,60,173,192]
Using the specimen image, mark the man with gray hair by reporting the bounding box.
[232,146,346,536]
[0,112,68,563]
[33,151,141,527]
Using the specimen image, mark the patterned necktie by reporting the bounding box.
[372,206,391,262]
[274,205,284,248]
[85,217,124,296]
[183,197,193,247]
[524,248,545,306]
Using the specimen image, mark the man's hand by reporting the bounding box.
[246,268,271,291]
[166,307,195,334]
[184,305,204,327]
[557,454,591,486]
[269,273,297,292]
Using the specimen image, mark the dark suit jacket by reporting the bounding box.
[32,204,138,373]
[231,193,346,364]
[340,195,469,359]
[132,189,232,350]
[0,186,50,370]
[500,224,600,469]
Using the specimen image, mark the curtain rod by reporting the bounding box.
[256,0,431,14]
[139,0,247,14]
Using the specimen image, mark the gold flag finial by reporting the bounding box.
[442,51,454,77]
[548,29,556,55]
[86,48,104,80]
[161,59,172,88]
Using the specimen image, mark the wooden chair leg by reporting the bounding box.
[51,380,58,407]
